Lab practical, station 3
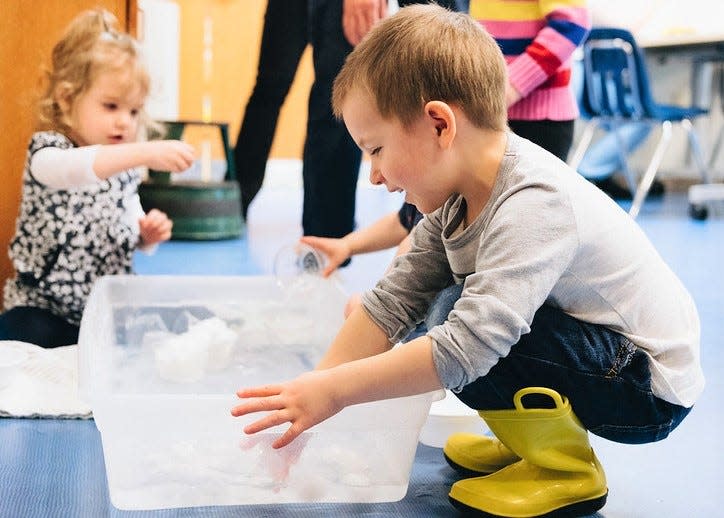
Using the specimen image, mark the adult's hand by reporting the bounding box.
[342,0,387,46]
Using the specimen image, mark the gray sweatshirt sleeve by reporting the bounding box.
[361,208,455,343]
[364,182,579,392]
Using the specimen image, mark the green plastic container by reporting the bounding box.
[139,120,244,240]
[138,180,244,240]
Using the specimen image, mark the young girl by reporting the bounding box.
[0,9,195,348]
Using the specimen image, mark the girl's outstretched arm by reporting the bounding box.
[31,140,195,188]
[93,140,195,178]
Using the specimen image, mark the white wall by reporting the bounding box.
[138,0,180,121]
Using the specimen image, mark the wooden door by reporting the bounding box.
[0,1,134,304]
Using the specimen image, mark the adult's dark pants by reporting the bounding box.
[303,0,361,238]
[234,0,308,218]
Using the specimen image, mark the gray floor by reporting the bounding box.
[134,165,724,517]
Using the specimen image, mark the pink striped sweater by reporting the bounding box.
[470,0,591,121]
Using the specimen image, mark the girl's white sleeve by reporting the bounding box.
[30,145,101,188]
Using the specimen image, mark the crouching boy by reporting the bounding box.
[232,5,703,516]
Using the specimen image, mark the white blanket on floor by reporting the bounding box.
[0,340,92,419]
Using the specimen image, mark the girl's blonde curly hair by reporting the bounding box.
[37,9,156,136]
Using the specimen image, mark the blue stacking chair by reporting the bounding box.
[568,27,711,218]
[570,53,652,189]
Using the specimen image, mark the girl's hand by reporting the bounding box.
[139,209,173,245]
[231,370,343,449]
[299,236,352,277]
[145,140,195,172]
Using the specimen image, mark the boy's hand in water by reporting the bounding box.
[231,370,343,449]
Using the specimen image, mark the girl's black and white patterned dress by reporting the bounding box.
[3,131,141,325]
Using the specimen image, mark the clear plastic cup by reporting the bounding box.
[273,243,327,280]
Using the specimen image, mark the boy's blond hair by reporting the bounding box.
[333,4,508,131]
[37,9,154,135]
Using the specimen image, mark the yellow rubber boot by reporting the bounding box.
[443,433,520,476]
[448,387,608,518]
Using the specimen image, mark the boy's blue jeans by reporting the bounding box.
[424,284,691,445]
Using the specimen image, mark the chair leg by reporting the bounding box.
[629,121,672,219]
[707,123,724,171]
[568,120,598,170]
[611,123,639,195]
[709,62,724,172]
[681,118,711,184]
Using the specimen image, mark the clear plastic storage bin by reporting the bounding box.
[79,275,435,510]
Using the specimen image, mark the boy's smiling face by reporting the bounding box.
[341,88,456,214]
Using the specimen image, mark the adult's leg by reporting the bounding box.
[303,0,361,238]
[508,119,575,162]
[0,306,79,348]
[234,0,309,218]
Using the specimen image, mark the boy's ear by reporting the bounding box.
[424,101,456,148]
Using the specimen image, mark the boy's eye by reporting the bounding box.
[103,103,118,110]
[370,147,382,156]
[130,109,140,117]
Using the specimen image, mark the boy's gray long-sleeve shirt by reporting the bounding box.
[362,133,703,408]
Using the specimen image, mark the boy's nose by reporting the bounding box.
[369,167,384,186]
